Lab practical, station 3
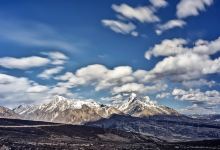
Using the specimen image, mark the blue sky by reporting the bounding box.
[0,0,220,114]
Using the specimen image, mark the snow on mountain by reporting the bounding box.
[13,95,121,124]
[39,95,101,112]
[13,94,179,124]
[117,93,179,117]
[0,106,20,119]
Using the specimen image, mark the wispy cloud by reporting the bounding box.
[41,51,69,65]
[156,19,186,35]
[0,20,77,51]
[0,51,68,70]
[38,66,64,79]
[101,19,137,36]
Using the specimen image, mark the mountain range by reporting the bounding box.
[11,93,179,124]
[1,93,220,141]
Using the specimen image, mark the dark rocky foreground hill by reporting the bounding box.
[86,114,220,141]
[0,118,220,150]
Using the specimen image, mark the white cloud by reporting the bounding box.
[150,52,220,81]
[27,85,49,93]
[192,37,220,55]
[76,64,108,82]
[102,19,136,35]
[182,79,215,88]
[179,104,216,114]
[55,64,167,97]
[145,38,187,59]
[173,88,220,114]
[43,51,68,60]
[112,4,160,23]
[111,82,167,95]
[131,31,139,37]
[156,92,170,99]
[112,83,146,94]
[144,37,220,83]
[176,0,214,18]
[0,73,49,107]
[172,88,220,105]
[145,37,220,60]
[106,66,132,80]
[38,66,64,79]
[0,73,75,107]
[75,65,134,91]
[41,51,68,65]
[149,0,168,8]
[156,19,186,35]
[0,51,69,70]
[0,56,50,69]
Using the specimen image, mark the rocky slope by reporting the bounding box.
[86,114,220,141]
[0,106,20,119]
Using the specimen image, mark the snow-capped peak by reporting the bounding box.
[51,95,68,103]
[30,95,103,113]
[128,92,137,102]
[118,93,154,110]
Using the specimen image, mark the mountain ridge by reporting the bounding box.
[12,93,179,124]
[0,106,20,119]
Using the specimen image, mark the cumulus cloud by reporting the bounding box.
[145,37,220,60]
[102,19,137,36]
[112,4,160,23]
[38,66,64,79]
[0,73,49,107]
[149,0,168,8]
[112,83,146,94]
[176,0,214,18]
[0,56,50,69]
[56,64,167,97]
[172,88,220,105]
[56,65,133,91]
[0,73,75,107]
[145,38,187,59]
[144,37,220,83]
[156,19,186,35]
[150,52,220,81]
[112,82,167,95]
[192,37,220,55]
